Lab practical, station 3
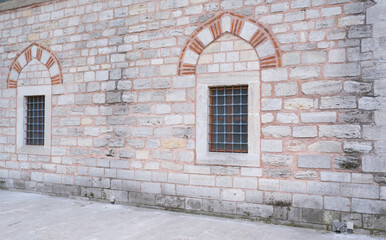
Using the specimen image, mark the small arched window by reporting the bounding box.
[8,43,62,155]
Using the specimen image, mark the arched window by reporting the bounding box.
[178,12,281,167]
[8,43,63,155]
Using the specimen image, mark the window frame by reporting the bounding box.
[17,85,51,155]
[196,72,260,167]
[26,95,45,146]
[209,85,249,153]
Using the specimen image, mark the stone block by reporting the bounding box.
[274,82,298,96]
[293,194,323,209]
[236,203,273,218]
[234,177,257,189]
[362,156,386,173]
[298,155,331,169]
[160,0,188,10]
[156,195,184,209]
[363,215,386,231]
[334,156,360,170]
[282,52,300,66]
[129,192,156,206]
[202,199,236,214]
[262,154,293,167]
[261,140,282,153]
[221,189,245,201]
[302,81,342,95]
[280,180,306,193]
[290,66,320,79]
[293,126,317,138]
[344,141,372,153]
[322,7,341,16]
[324,63,360,77]
[321,172,350,182]
[262,126,291,137]
[261,99,282,111]
[264,169,291,178]
[294,171,317,179]
[338,15,365,27]
[321,96,357,109]
[241,168,262,177]
[277,113,299,123]
[352,198,386,215]
[262,113,274,123]
[301,51,327,64]
[341,183,379,199]
[264,192,292,207]
[176,185,220,199]
[339,110,371,123]
[216,176,232,188]
[259,179,279,191]
[75,176,92,187]
[168,173,189,184]
[352,173,373,184]
[284,98,314,110]
[319,125,360,138]
[308,141,341,153]
[141,182,161,194]
[166,90,186,102]
[211,166,239,176]
[329,49,345,63]
[246,191,264,204]
[344,2,364,14]
[359,97,386,110]
[190,174,214,186]
[261,68,288,82]
[301,112,336,123]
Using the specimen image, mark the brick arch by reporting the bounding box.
[7,43,63,88]
[178,11,281,75]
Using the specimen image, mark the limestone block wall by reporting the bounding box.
[0,0,385,233]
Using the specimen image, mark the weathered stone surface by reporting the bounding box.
[262,154,293,167]
[334,155,361,170]
[293,194,323,209]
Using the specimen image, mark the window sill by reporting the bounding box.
[18,146,50,155]
[197,152,260,167]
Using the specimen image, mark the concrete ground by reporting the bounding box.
[0,190,384,240]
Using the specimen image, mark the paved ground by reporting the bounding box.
[0,190,384,240]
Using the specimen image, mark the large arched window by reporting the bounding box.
[178,12,281,167]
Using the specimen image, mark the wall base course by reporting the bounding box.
[1,181,385,235]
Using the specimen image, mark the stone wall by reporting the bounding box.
[0,0,385,234]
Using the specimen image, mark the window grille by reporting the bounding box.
[209,86,248,153]
[26,96,45,146]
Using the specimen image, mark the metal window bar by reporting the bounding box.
[26,96,45,146]
[209,85,248,153]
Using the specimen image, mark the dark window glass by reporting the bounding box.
[209,86,248,153]
[26,96,45,146]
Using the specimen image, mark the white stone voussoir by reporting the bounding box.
[197,28,213,46]
[40,50,50,65]
[183,49,200,65]
[239,22,258,42]
[256,40,275,58]
[221,15,231,33]
[18,54,27,68]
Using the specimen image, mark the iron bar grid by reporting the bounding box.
[209,85,248,153]
[26,96,45,146]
